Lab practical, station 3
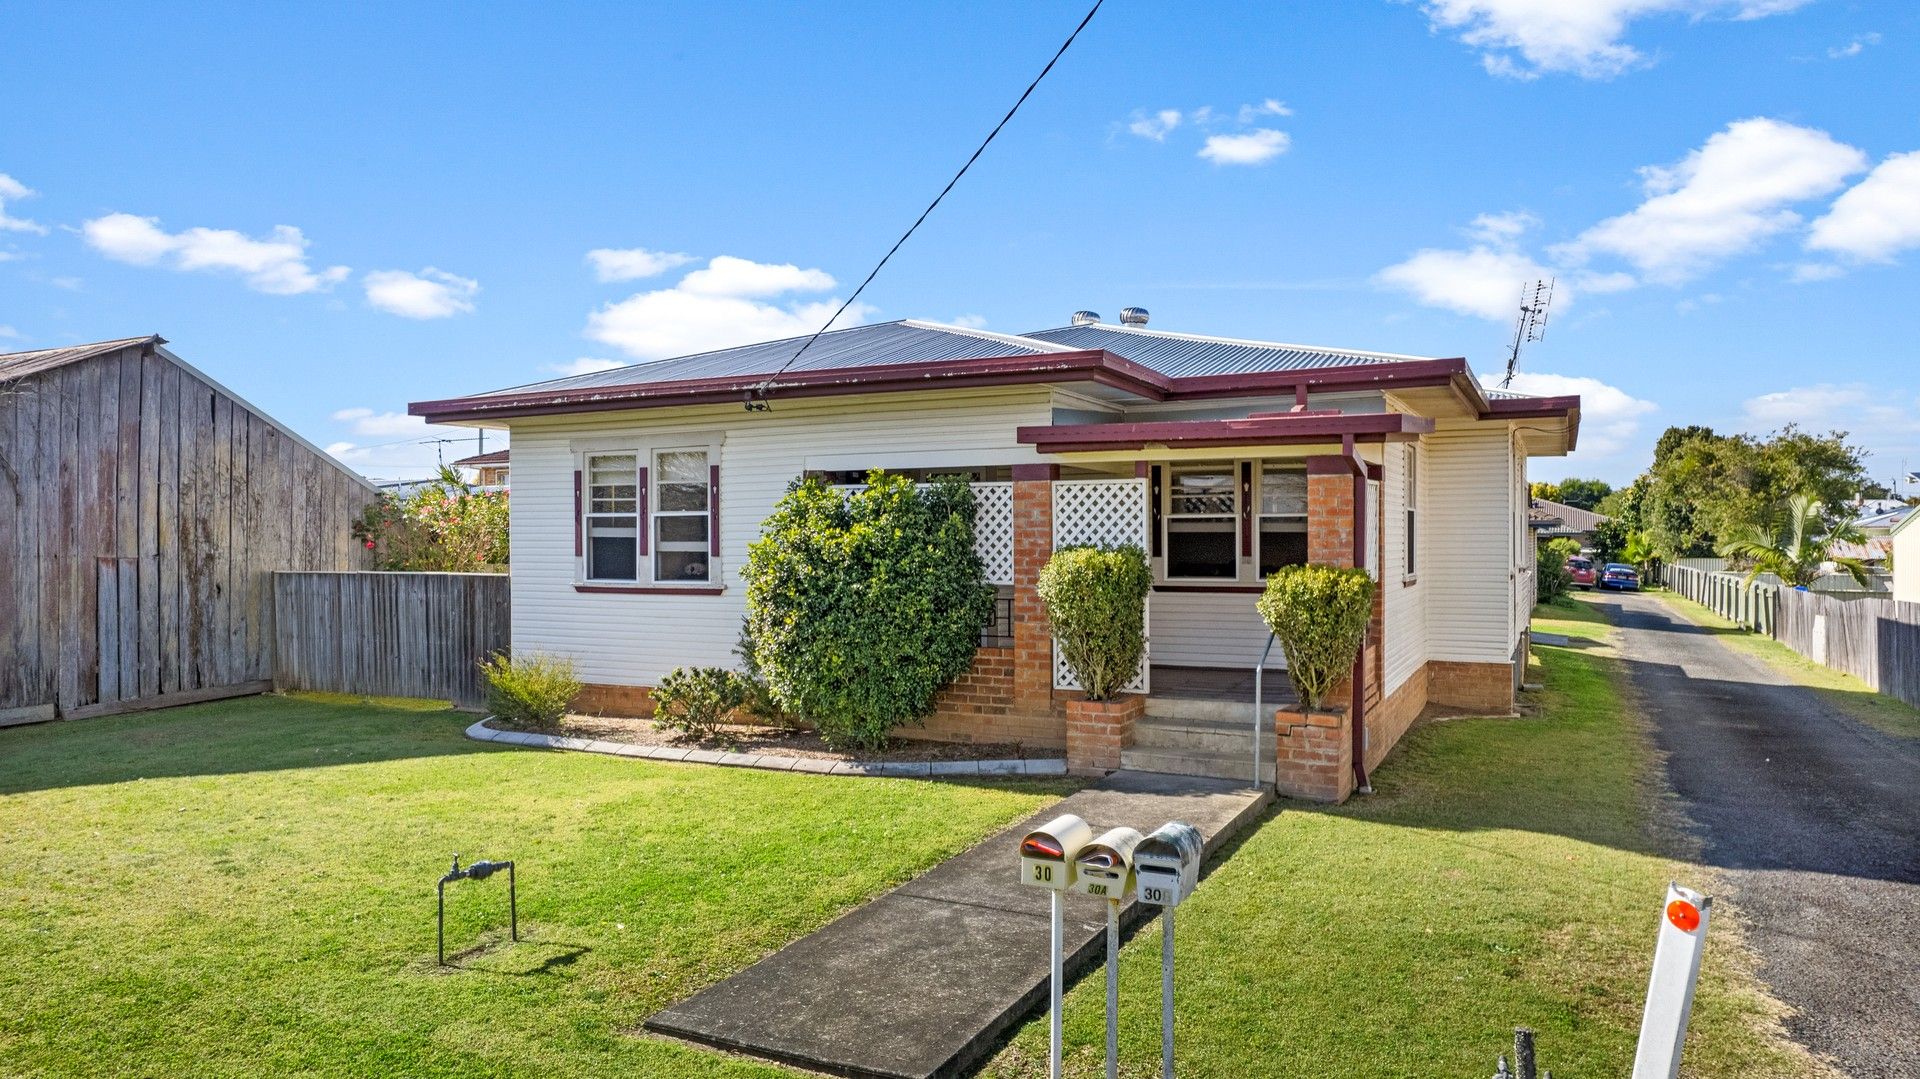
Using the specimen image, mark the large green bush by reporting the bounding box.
[480,652,580,727]
[742,472,993,750]
[1036,545,1151,701]
[352,466,509,572]
[1256,564,1374,712]
[1536,537,1580,603]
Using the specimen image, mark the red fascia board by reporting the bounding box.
[1016,412,1435,453]
[409,350,1160,423]
[1159,357,1471,400]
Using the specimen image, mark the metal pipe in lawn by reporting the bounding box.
[1105,897,1120,1079]
[1049,889,1064,1079]
[1160,908,1175,1079]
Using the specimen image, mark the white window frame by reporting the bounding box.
[1160,459,1241,582]
[573,434,724,589]
[583,451,641,583]
[1256,462,1310,580]
[1403,443,1420,580]
[651,446,714,585]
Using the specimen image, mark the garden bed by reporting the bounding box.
[488,713,1064,763]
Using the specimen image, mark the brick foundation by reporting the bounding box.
[1364,666,1429,772]
[1273,705,1355,803]
[573,682,657,717]
[1428,660,1516,714]
[918,647,1068,746]
[1065,694,1143,775]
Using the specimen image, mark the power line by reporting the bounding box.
[747,0,1105,409]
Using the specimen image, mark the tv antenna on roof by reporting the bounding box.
[1503,277,1554,388]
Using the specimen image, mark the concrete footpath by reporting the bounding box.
[645,771,1271,1079]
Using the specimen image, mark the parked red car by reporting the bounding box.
[1566,556,1597,589]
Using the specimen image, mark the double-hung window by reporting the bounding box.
[1257,464,1309,577]
[1164,462,1238,579]
[1404,445,1419,577]
[652,449,712,583]
[585,453,639,581]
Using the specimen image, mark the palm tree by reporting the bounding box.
[1717,491,1871,588]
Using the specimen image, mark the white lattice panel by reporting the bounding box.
[1052,478,1150,549]
[969,482,1013,585]
[1050,478,1150,692]
[826,480,1012,586]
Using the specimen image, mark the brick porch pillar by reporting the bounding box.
[1305,452,1371,790]
[1011,464,1057,713]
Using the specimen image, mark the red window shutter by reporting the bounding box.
[637,465,650,556]
[708,462,721,556]
[573,470,582,556]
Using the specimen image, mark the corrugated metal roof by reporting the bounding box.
[1021,323,1440,377]
[0,335,162,382]
[469,320,1073,399]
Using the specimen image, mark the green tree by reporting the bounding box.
[1634,425,1868,562]
[1531,477,1612,510]
[351,466,509,571]
[1717,491,1870,588]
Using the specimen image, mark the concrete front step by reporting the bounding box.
[1144,694,1267,723]
[1130,718,1260,756]
[1120,746,1274,785]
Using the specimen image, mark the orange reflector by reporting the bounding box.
[1666,899,1701,933]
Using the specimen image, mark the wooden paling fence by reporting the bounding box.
[1664,564,1920,709]
[273,572,509,710]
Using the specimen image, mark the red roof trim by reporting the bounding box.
[1016,412,1436,453]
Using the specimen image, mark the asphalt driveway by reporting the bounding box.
[1601,591,1918,1079]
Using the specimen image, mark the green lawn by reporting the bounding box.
[983,595,1817,1079]
[1655,588,1920,739]
[0,694,1067,1078]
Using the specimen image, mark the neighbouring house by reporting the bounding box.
[1890,511,1919,605]
[1528,496,1607,549]
[411,312,1579,796]
[452,448,510,488]
[0,335,375,726]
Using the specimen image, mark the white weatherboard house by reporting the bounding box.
[413,312,1580,795]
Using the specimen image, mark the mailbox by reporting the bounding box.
[1133,821,1203,908]
[1019,813,1094,891]
[1072,826,1144,900]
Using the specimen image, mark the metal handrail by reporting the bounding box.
[1252,632,1278,789]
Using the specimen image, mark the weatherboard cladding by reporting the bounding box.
[462,319,1453,402]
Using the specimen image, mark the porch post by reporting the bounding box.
[1305,454,1370,792]
[1011,464,1058,714]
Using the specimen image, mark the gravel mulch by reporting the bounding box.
[488,713,1064,764]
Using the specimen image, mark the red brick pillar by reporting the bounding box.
[1304,454,1369,791]
[1011,465,1057,714]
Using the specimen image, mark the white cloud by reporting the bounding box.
[82,213,350,294]
[1806,151,1920,263]
[949,314,989,329]
[49,276,82,290]
[1378,245,1558,320]
[0,324,21,339]
[1198,129,1291,166]
[1237,99,1292,123]
[331,407,430,438]
[586,246,695,282]
[545,356,628,377]
[677,255,835,297]
[586,255,872,361]
[1128,109,1183,141]
[1741,383,1920,468]
[1501,371,1659,456]
[362,267,479,319]
[1558,118,1866,283]
[1419,0,1815,79]
[1827,32,1881,59]
[1790,261,1845,282]
[0,173,47,234]
[1467,210,1539,244]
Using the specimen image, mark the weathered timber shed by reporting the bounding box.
[0,335,375,725]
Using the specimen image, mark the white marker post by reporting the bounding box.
[1075,827,1143,1079]
[1020,814,1093,1079]
[1632,882,1713,1079]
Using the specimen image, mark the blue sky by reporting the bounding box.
[4,1,1918,486]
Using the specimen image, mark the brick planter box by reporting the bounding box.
[1065,695,1143,776]
[1273,705,1355,803]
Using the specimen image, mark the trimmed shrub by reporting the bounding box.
[743,472,993,750]
[1536,537,1579,603]
[651,666,747,740]
[480,652,580,727]
[1256,564,1374,711]
[1036,545,1151,701]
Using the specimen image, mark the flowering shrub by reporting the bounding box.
[352,466,509,572]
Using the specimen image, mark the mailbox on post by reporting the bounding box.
[1072,826,1143,900]
[1017,812,1092,1079]
[1020,813,1094,892]
[1134,821,1202,908]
